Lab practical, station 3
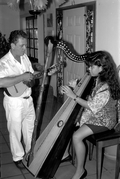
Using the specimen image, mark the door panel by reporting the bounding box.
[63,7,86,101]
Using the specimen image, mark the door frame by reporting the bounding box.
[56,1,96,102]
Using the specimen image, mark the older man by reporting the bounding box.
[0,30,36,169]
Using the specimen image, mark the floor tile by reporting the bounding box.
[1,152,13,164]
[1,175,25,179]
[0,143,10,153]
[19,163,30,175]
[0,122,7,129]
[96,170,115,179]
[0,127,9,135]
[0,119,6,124]
[55,162,75,179]
[85,158,96,175]
[24,173,40,179]
[103,156,116,171]
[1,163,22,178]
[3,134,10,144]
[0,117,6,122]
[0,135,6,144]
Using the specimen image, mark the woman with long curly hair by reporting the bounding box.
[61,51,120,179]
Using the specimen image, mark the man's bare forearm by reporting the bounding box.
[0,75,24,88]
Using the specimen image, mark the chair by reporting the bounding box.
[71,124,120,179]
[86,128,120,179]
[72,66,120,179]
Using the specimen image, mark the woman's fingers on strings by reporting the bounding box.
[60,85,71,94]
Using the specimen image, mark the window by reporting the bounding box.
[26,16,38,63]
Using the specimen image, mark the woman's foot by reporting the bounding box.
[72,169,87,179]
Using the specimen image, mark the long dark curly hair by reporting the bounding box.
[85,51,120,100]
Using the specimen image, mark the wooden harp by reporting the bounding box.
[23,73,93,178]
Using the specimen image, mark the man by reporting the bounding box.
[0,30,37,169]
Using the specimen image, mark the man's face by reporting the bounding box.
[12,37,27,56]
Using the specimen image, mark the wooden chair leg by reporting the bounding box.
[115,143,120,179]
[96,142,103,179]
[71,141,76,165]
[89,142,94,160]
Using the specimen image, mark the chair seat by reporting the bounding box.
[86,129,120,179]
[72,126,120,179]
[87,129,120,143]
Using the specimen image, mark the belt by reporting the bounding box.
[23,96,30,99]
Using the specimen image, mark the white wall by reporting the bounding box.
[96,0,120,66]
[0,5,20,39]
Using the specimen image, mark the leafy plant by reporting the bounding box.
[0,32,9,58]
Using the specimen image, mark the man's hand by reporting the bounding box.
[22,72,34,82]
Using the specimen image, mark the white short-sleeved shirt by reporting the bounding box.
[0,51,34,97]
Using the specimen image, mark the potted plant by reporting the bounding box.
[0,32,9,59]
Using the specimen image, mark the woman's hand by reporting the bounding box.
[68,79,78,89]
[61,85,76,99]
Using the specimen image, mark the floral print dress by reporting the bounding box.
[80,82,117,129]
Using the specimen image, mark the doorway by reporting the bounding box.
[56,2,96,102]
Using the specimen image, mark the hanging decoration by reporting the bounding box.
[7,0,70,11]
[28,0,50,15]
[34,0,48,10]
[29,0,49,11]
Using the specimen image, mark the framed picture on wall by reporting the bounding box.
[47,13,53,27]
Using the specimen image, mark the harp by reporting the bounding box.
[23,38,93,178]
[23,73,93,178]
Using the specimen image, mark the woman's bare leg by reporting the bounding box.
[72,125,93,179]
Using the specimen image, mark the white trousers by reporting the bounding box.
[3,96,35,161]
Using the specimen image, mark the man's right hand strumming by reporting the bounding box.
[22,72,34,82]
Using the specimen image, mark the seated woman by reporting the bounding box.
[61,51,120,179]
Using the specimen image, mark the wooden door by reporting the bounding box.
[63,7,86,100]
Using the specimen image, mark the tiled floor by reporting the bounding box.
[0,88,119,179]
